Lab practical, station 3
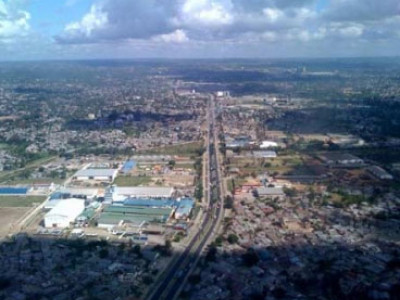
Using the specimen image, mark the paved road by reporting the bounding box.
[147,95,223,300]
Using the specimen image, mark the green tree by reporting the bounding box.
[227,234,239,244]
[168,160,176,169]
[283,187,298,197]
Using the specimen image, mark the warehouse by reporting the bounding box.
[252,150,277,158]
[368,166,393,180]
[72,169,118,182]
[260,141,278,149]
[97,205,174,229]
[105,185,174,203]
[123,198,176,207]
[44,199,85,228]
[255,187,285,199]
[319,153,364,167]
[174,198,195,220]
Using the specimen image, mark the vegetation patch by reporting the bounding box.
[0,196,46,207]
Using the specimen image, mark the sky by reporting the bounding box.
[0,0,400,60]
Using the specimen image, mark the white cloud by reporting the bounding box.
[154,29,189,43]
[0,0,30,40]
[180,0,234,27]
[262,8,283,23]
[50,0,400,58]
[64,4,108,39]
[337,25,364,38]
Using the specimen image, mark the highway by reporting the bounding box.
[146,95,224,300]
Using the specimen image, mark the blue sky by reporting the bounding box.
[0,0,399,60]
[29,0,94,36]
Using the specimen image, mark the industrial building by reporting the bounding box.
[97,197,194,230]
[368,166,393,180]
[105,185,174,203]
[72,168,118,182]
[252,150,277,158]
[260,141,278,149]
[174,198,195,219]
[44,187,99,209]
[98,205,174,229]
[53,187,99,200]
[319,153,364,167]
[44,199,85,228]
[256,187,285,199]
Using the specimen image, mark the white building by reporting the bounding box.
[44,199,85,228]
[253,151,277,158]
[256,187,285,199]
[260,141,278,149]
[319,153,364,166]
[105,185,175,203]
[72,169,118,182]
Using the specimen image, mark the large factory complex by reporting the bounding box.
[41,161,196,238]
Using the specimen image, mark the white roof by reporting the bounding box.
[74,169,118,177]
[115,186,174,198]
[253,151,277,158]
[45,198,85,219]
[257,187,284,195]
[260,141,278,148]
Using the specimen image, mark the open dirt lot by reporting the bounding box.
[0,207,31,237]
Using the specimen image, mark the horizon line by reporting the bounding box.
[0,55,400,63]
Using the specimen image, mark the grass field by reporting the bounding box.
[1,177,66,185]
[0,196,47,207]
[175,163,194,169]
[114,175,152,186]
[136,141,204,156]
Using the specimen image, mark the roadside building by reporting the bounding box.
[368,166,393,180]
[174,198,195,220]
[252,150,277,158]
[44,198,85,228]
[256,187,285,199]
[123,197,176,207]
[318,153,364,167]
[260,141,278,149]
[105,185,174,203]
[97,205,174,229]
[72,168,118,182]
[328,134,365,148]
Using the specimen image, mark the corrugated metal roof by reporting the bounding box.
[45,198,85,218]
[116,186,174,198]
[123,197,175,207]
[74,169,118,177]
[257,187,284,195]
[104,205,173,215]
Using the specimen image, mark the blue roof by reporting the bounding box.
[175,198,195,216]
[176,198,195,208]
[0,187,28,195]
[50,192,71,200]
[122,160,136,173]
[122,197,194,210]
